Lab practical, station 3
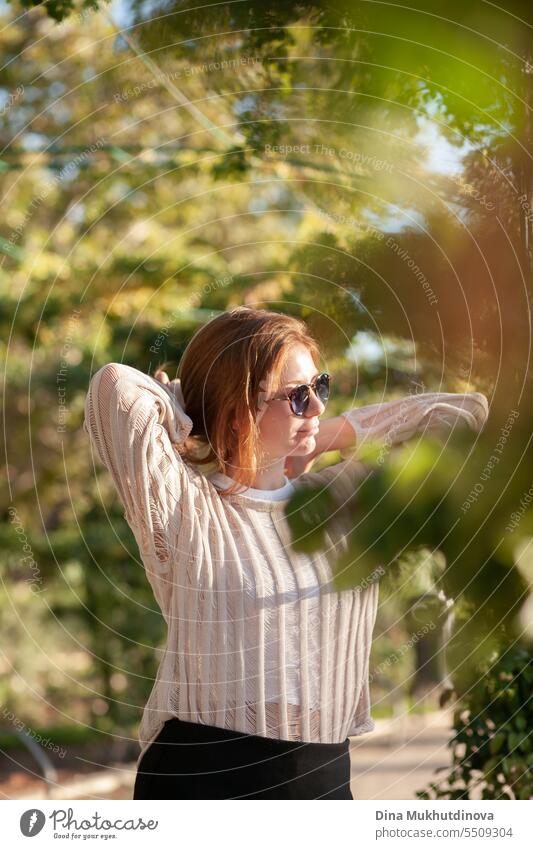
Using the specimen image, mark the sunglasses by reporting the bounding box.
[264,372,331,417]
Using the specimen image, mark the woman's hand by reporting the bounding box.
[154,368,171,385]
[284,449,320,479]
[153,369,187,409]
[284,416,354,478]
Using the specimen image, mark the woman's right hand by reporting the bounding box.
[154,369,186,409]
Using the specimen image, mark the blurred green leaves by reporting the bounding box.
[417,645,533,800]
[1,0,531,768]
[287,425,531,692]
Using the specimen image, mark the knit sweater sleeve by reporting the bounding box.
[338,391,489,457]
[295,391,489,501]
[83,362,194,572]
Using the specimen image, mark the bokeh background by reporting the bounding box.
[0,0,532,800]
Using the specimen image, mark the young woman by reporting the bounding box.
[83,306,488,800]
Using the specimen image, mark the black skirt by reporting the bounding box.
[133,717,353,800]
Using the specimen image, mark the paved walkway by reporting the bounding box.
[350,709,455,800]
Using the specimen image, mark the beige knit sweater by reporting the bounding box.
[83,363,488,765]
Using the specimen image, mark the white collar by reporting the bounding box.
[207,471,295,501]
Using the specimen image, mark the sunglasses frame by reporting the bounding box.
[264,372,332,417]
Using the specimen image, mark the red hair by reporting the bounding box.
[158,306,320,496]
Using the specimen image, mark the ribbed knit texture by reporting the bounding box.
[83,363,488,766]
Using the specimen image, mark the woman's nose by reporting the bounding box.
[307,388,326,416]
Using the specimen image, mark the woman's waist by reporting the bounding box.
[157,715,350,753]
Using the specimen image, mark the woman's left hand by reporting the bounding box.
[284,450,320,479]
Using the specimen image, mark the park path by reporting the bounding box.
[350,708,455,800]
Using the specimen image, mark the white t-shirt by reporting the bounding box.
[207,470,295,501]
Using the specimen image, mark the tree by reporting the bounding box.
[1,2,531,797]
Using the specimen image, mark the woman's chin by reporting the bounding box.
[291,434,316,452]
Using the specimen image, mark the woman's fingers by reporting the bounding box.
[285,452,317,479]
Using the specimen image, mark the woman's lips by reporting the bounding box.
[297,425,319,436]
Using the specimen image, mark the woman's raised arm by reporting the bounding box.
[338,390,489,457]
[83,362,194,573]
[293,390,489,499]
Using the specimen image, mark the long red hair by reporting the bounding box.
[157,306,320,496]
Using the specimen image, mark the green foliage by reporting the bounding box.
[293,430,531,688]
[416,646,533,800]
[1,0,531,797]
[284,481,343,554]
[17,0,103,23]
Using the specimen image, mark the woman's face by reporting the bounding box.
[255,343,326,465]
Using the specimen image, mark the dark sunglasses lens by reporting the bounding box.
[291,385,310,415]
[316,374,330,402]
